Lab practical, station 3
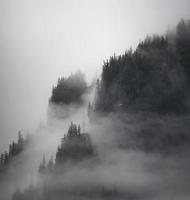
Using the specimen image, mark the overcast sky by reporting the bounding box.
[0,0,190,151]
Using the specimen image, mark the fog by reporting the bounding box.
[0,89,89,199]
[2,108,190,200]
[0,84,190,199]
[1,1,190,200]
[1,0,190,151]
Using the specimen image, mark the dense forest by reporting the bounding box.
[12,124,143,200]
[0,132,28,171]
[94,19,190,114]
[39,122,94,174]
[89,19,190,152]
[1,19,190,200]
[13,123,97,200]
[50,71,87,105]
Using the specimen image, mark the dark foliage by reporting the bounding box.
[12,184,139,200]
[38,122,94,174]
[94,19,190,114]
[50,71,87,105]
[55,122,94,165]
[0,132,27,170]
[176,19,190,82]
[10,19,190,200]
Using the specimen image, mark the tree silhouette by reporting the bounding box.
[50,71,87,105]
[94,20,190,114]
[0,131,27,169]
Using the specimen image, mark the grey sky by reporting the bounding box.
[0,0,190,151]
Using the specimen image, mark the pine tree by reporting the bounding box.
[4,152,9,164]
[0,153,4,165]
[39,154,46,173]
[47,156,54,170]
[78,125,81,135]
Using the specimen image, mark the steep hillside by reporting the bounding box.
[94,19,190,114]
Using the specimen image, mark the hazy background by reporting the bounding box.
[0,0,190,151]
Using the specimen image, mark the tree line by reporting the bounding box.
[39,122,94,174]
[94,19,190,114]
[0,132,28,169]
[50,71,87,105]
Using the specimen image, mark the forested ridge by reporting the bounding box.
[1,19,190,200]
[0,132,28,171]
[50,71,87,105]
[94,19,190,114]
[38,122,94,175]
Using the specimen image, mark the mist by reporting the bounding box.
[1,0,190,200]
[1,0,190,150]
[3,110,190,200]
